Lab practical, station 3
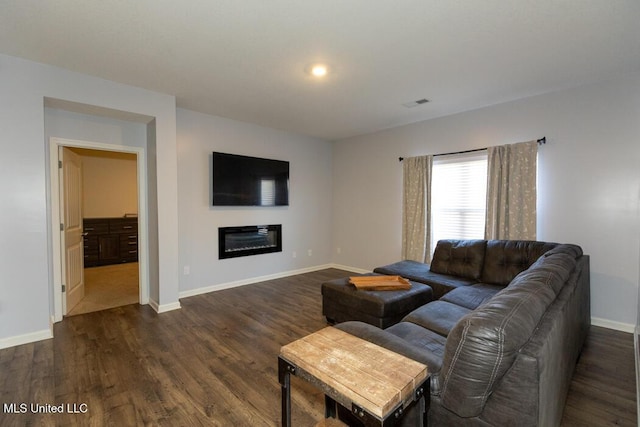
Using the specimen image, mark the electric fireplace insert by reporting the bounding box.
[218,225,282,259]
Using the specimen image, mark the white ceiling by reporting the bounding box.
[1,1,639,140]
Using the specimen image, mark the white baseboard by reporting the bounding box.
[179,263,346,299]
[156,302,181,313]
[148,299,182,314]
[0,328,53,350]
[328,263,372,274]
[591,316,635,333]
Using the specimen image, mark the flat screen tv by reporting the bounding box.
[212,152,289,206]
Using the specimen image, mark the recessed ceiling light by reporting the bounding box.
[305,63,331,78]
[311,65,328,77]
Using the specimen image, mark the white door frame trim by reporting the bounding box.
[49,137,149,322]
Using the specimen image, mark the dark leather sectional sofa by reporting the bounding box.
[334,239,590,426]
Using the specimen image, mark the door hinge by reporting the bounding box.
[58,160,62,169]
[60,223,64,231]
[61,284,66,292]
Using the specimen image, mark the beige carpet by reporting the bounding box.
[67,262,139,316]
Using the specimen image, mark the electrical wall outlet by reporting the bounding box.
[292,251,297,258]
[308,249,313,256]
[183,266,190,275]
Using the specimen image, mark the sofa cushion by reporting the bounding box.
[430,239,487,280]
[402,301,471,337]
[386,322,447,371]
[374,260,476,299]
[334,321,442,369]
[480,240,558,285]
[440,283,504,310]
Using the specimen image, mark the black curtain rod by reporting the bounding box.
[399,137,546,162]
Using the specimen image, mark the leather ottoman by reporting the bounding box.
[321,275,433,329]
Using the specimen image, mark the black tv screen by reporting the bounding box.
[212,152,289,206]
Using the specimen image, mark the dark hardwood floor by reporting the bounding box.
[561,326,637,426]
[0,268,636,426]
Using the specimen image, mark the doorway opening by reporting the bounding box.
[67,148,139,316]
[49,137,149,321]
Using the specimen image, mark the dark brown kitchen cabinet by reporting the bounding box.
[83,217,138,267]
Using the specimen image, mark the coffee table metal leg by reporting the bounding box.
[278,357,294,427]
[422,376,430,427]
[421,395,428,427]
[325,394,337,419]
[281,372,290,427]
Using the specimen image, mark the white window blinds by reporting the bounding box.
[430,151,487,252]
[260,178,276,206]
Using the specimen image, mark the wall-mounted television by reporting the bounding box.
[212,152,289,206]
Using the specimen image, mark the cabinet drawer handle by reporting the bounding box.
[128,235,137,238]
[85,227,94,231]
[128,242,136,245]
[123,226,133,229]
[129,250,138,254]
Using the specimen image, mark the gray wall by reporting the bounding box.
[0,54,178,347]
[332,72,640,330]
[176,108,334,294]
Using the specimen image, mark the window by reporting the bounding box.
[430,152,487,252]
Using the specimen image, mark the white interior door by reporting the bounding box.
[61,147,85,313]
[50,137,149,322]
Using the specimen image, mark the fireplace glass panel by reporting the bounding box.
[218,225,282,259]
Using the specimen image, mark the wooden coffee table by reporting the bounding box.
[278,327,430,426]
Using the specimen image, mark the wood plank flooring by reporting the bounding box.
[561,326,637,426]
[0,268,636,426]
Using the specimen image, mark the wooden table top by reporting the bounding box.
[280,327,428,419]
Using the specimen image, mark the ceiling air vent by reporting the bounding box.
[402,98,430,108]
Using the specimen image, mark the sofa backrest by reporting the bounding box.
[480,240,559,285]
[430,239,487,280]
[436,251,577,417]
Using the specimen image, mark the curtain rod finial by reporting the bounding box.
[399,157,404,162]
[537,137,546,145]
